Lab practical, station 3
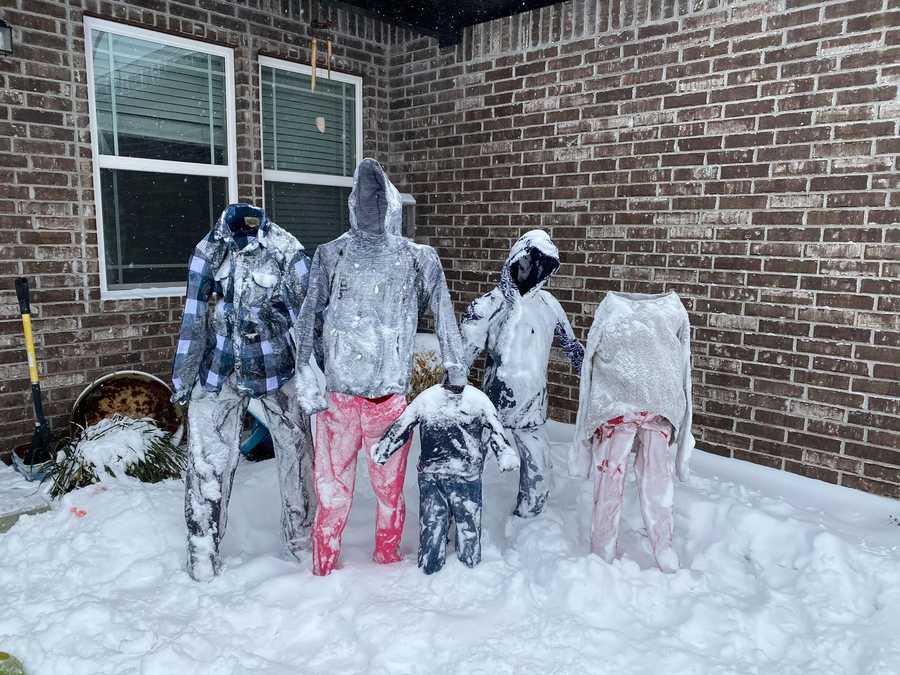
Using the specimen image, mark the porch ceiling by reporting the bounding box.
[332,0,562,46]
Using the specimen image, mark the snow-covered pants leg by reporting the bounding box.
[312,393,411,576]
[591,412,678,572]
[510,424,551,517]
[185,379,315,580]
[418,474,482,574]
[256,387,315,556]
[185,380,245,581]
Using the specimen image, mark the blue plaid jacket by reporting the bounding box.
[171,204,310,401]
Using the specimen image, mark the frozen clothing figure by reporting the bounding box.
[571,291,694,573]
[460,230,583,518]
[293,158,467,576]
[172,203,314,581]
[372,384,519,574]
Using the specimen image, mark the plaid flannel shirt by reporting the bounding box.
[171,204,310,401]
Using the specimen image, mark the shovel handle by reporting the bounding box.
[16,278,40,386]
[15,276,31,314]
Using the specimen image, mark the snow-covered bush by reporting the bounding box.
[44,415,185,498]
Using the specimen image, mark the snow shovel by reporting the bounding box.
[14,277,53,479]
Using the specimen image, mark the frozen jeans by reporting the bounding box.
[591,412,679,572]
[184,377,314,581]
[509,424,551,518]
[312,392,411,576]
[418,473,482,574]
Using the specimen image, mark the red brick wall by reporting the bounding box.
[389,0,900,496]
[0,0,409,450]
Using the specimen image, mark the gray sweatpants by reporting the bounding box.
[184,376,314,581]
[509,424,551,518]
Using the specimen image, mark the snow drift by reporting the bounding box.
[1,424,899,674]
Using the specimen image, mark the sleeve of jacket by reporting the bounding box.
[283,248,311,326]
[569,304,604,479]
[171,239,215,403]
[675,310,695,482]
[293,248,330,414]
[418,246,467,386]
[459,291,497,372]
[483,401,519,472]
[371,396,421,465]
[548,294,584,372]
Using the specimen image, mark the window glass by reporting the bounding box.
[264,182,350,256]
[260,60,359,251]
[86,20,235,294]
[261,66,356,176]
[92,30,227,164]
[100,169,227,287]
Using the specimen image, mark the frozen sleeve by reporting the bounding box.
[293,249,330,414]
[675,312,695,482]
[284,249,310,326]
[550,297,584,372]
[569,304,605,479]
[371,397,421,465]
[420,247,467,386]
[459,292,496,372]
[171,241,214,404]
[483,404,519,472]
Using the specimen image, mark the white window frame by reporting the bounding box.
[84,17,238,300]
[258,55,363,209]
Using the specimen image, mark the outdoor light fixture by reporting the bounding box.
[0,19,12,56]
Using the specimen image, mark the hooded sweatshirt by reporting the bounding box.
[460,230,584,429]
[570,291,694,481]
[293,159,466,401]
[172,203,309,401]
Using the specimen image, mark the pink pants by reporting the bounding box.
[312,392,411,576]
[591,412,679,572]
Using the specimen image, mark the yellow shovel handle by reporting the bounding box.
[21,313,39,385]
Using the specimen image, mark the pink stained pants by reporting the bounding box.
[591,412,679,572]
[312,392,412,576]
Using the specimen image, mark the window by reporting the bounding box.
[85,18,237,298]
[259,56,362,255]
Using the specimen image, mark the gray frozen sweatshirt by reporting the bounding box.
[571,291,694,481]
[292,159,466,412]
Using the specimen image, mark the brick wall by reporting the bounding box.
[2,0,899,499]
[389,0,900,496]
[0,0,411,451]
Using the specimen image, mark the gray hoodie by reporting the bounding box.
[293,159,466,410]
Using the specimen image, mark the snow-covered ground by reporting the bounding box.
[2,422,899,674]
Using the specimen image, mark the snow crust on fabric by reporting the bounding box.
[2,426,900,674]
[292,159,466,406]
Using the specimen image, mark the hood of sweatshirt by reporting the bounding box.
[347,158,402,236]
[500,229,561,300]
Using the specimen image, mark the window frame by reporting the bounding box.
[258,55,363,225]
[84,17,238,300]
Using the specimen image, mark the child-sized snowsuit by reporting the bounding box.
[293,159,467,576]
[372,384,519,574]
[571,291,694,573]
[461,230,583,518]
[172,204,315,581]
